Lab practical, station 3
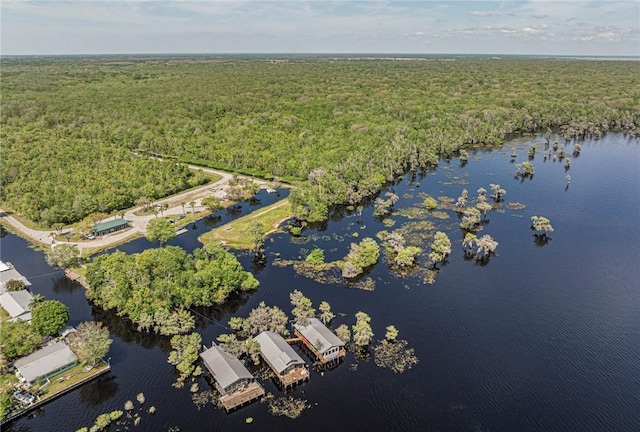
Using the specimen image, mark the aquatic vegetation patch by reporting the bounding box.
[430,211,450,220]
[266,395,310,419]
[507,202,527,210]
[373,339,419,373]
[395,206,428,219]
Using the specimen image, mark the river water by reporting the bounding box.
[2,133,639,432]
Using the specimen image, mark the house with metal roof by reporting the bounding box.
[0,261,32,294]
[92,219,129,236]
[254,331,308,388]
[200,343,265,411]
[0,290,33,322]
[294,318,346,363]
[200,344,256,395]
[14,341,78,384]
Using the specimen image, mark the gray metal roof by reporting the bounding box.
[294,318,345,355]
[253,331,305,374]
[0,290,33,320]
[0,262,32,294]
[14,341,77,383]
[200,344,254,391]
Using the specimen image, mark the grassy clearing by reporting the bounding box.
[36,361,110,400]
[199,199,292,250]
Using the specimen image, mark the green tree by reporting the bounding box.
[428,231,452,268]
[305,248,325,266]
[422,196,438,210]
[290,290,315,325]
[67,321,113,366]
[248,222,265,255]
[168,332,202,388]
[341,237,380,278]
[4,279,26,291]
[201,196,222,212]
[352,311,374,347]
[318,301,335,325]
[145,217,175,245]
[394,246,421,267]
[31,300,69,336]
[46,243,79,268]
[0,320,41,358]
[242,302,289,337]
[385,325,399,341]
[335,324,351,344]
[531,215,554,238]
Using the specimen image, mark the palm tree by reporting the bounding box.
[29,294,44,310]
[180,202,186,216]
[189,201,196,214]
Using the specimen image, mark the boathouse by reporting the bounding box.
[254,331,308,388]
[294,318,346,363]
[200,343,264,411]
[92,219,129,236]
[15,342,78,385]
[0,290,34,322]
[0,261,32,294]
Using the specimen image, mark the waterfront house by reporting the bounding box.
[294,318,346,363]
[15,342,78,385]
[0,290,34,322]
[200,343,264,411]
[253,331,308,388]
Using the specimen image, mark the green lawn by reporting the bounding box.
[199,199,292,249]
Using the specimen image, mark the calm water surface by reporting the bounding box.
[2,134,639,432]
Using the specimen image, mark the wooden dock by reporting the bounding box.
[219,382,265,412]
[278,366,309,389]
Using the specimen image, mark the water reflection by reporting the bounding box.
[79,374,119,406]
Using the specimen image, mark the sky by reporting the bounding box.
[2,1,639,56]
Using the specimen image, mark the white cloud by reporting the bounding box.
[470,11,493,17]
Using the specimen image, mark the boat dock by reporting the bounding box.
[219,382,265,412]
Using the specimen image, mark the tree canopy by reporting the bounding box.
[86,244,259,335]
[67,321,113,366]
[31,300,69,336]
[145,217,176,245]
[2,57,638,225]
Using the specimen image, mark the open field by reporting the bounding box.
[199,199,292,249]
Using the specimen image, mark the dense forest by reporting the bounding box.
[85,244,259,335]
[2,56,639,224]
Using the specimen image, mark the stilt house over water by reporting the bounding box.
[294,318,346,363]
[253,331,308,389]
[199,343,264,411]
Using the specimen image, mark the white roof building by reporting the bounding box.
[200,344,255,395]
[0,290,33,321]
[14,342,78,384]
[294,318,345,361]
[254,331,305,375]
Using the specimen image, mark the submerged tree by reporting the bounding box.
[460,207,481,232]
[455,189,469,210]
[290,290,316,326]
[168,332,202,388]
[490,184,506,202]
[335,324,351,344]
[475,235,499,261]
[428,231,452,268]
[352,312,374,347]
[318,301,335,325]
[531,215,554,240]
[341,238,380,279]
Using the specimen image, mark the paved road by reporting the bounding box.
[0,166,269,254]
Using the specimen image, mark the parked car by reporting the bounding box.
[13,390,35,405]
